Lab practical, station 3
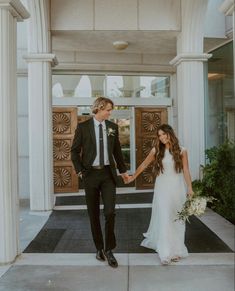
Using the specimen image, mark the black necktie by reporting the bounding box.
[99,124,104,166]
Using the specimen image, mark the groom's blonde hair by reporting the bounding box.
[91,97,114,114]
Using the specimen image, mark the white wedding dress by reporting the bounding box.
[141,148,188,263]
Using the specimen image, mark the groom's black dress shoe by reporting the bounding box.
[96,249,106,261]
[105,250,118,268]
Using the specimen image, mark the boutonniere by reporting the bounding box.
[107,127,116,137]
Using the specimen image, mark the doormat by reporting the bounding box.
[23,209,233,253]
[55,192,154,206]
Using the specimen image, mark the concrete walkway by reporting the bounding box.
[0,194,234,291]
[0,253,234,291]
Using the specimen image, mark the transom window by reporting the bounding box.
[52,74,170,98]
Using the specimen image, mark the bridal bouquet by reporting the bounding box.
[176,194,215,222]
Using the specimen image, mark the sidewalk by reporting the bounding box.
[0,195,234,291]
[0,253,234,291]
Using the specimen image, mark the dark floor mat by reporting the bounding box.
[55,192,153,206]
[23,209,233,253]
[24,229,66,253]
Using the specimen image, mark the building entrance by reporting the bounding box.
[52,106,168,192]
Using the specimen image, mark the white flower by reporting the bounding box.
[107,128,115,136]
[175,194,215,222]
[190,197,207,215]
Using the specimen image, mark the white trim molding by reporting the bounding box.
[53,62,175,73]
[0,0,30,21]
[24,53,58,67]
[53,97,172,107]
[219,0,234,16]
[170,53,212,66]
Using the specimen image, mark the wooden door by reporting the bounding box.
[135,107,168,189]
[53,107,78,193]
[77,115,91,124]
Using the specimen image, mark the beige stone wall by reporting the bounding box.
[51,0,181,31]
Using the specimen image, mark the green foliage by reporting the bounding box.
[193,142,235,223]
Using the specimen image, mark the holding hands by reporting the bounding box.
[121,173,136,184]
[120,147,156,185]
[125,175,135,184]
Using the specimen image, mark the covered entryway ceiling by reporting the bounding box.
[49,0,230,72]
[52,30,225,53]
[52,30,178,53]
[51,30,227,73]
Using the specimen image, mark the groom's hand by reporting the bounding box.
[121,172,129,184]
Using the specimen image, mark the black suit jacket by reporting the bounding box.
[71,118,127,184]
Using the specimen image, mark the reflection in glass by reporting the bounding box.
[149,76,170,97]
[206,42,234,148]
[74,75,92,97]
[52,74,170,98]
[52,75,105,97]
[111,117,130,170]
[106,75,170,98]
[106,76,123,98]
[52,82,64,97]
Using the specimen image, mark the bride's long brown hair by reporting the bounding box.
[154,124,183,176]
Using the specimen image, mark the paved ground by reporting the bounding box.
[0,189,234,291]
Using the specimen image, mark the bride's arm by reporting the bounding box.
[128,147,156,182]
[182,149,193,196]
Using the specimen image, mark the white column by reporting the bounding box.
[24,54,57,211]
[170,0,211,180]
[25,0,57,211]
[170,54,211,179]
[0,0,29,264]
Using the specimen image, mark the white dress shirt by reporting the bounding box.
[92,118,110,166]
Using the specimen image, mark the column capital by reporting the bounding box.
[219,0,234,16]
[170,53,212,67]
[0,0,30,21]
[24,53,58,67]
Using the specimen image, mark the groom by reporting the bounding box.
[71,97,129,268]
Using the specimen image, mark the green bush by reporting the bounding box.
[193,142,235,224]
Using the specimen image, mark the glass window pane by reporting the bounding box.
[106,76,123,98]
[53,74,170,98]
[52,82,64,97]
[106,75,170,98]
[52,74,105,97]
[110,117,131,170]
[149,76,170,98]
[206,42,234,147]
[74,75,92,97]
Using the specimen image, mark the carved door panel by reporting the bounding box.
[77,115,91,124]
[135,108,168,189]
[53,107,78,193]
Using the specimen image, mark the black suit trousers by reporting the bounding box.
[83,166,116,251]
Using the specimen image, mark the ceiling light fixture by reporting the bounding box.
[113,41,129,50]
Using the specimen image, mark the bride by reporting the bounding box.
[127,124,193,265]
